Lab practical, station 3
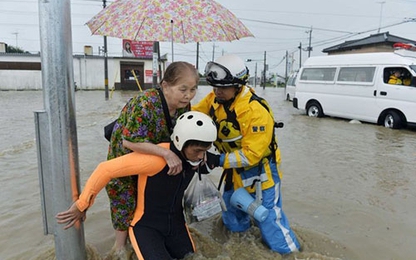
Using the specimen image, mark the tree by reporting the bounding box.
[6,45,27,53]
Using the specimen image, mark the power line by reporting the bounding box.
[241,18,355,34]
[233,8,410,20]
[312,19,413,48]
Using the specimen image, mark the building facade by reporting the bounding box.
[0,52,167,91]
[322,32,416,55]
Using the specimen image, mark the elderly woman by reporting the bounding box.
[106,61,199,258]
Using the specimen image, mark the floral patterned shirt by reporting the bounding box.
[107,88,188,160]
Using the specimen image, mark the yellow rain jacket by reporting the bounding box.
[193,86,281,193]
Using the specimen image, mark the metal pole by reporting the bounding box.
[157,41,162,82]
[103,0,109,100]
[254,63,257,87]
[12,31,18,47]
[308,28,312,58]
[38,0,86,259]
[104,36,109,100]
[263,51,266,89]
[299,42,302,69]
[377,1,386,33]
[212,43,216,61]
[171,20,174,62]
[196,42,199,71]
[285,50,288,82]
[153,41,158,87]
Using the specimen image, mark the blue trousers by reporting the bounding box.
[222,163,300,254]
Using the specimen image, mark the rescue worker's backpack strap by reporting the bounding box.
[249,92,280,163]
[223,102,240,131]
[209,105,218,132]
[217,169,234,191]
[210,103,240,141]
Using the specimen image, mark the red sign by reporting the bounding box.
[123,39,153,58]
[145,70,160,83]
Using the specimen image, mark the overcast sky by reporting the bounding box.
[0,0,415,76]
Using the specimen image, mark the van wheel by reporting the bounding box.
[383,111,403,129]
[306,102,323,117]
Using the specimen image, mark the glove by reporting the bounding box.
[205,152,221,169]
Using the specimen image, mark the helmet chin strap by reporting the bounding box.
[181,150,203,166]
[187,159,202,167]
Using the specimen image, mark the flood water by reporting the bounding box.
[1,87,415,260]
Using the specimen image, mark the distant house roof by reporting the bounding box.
[322,32,416,53]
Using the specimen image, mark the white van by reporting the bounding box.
[293,45,416,129]
[284,71,298,101]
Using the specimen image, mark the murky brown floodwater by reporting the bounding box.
[1,86,415,260]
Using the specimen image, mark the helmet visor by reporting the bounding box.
[205,61,247,87]
[204,62,234,82]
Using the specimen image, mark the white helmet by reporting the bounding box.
[171,111,217,150]
[205,54,249,87]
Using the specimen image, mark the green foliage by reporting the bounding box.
[6,45,27,53]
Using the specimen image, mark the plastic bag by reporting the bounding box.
[184,173,224,223]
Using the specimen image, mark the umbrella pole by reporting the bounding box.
[171,41,174,62]
[171,20,174,62]
[103,0,109,100]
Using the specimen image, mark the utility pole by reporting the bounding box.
[377,1,386,33]
[103,0,109,100]
[254,62,257,87]
[298,42,302,69]
[153,42,159,87]
[307,28,312,58]
[263,51,266,89]
[285,50,288,82]
[196,42,199,71]
[212,43,217,61]
[37,0,86,258]
[12,31,18,47]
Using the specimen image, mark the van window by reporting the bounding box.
[384,67,413,86]
[300,68,336,81]
[337,67,375,83]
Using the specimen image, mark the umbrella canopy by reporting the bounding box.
[86,0,253,43]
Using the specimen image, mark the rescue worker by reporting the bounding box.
[388,70,403,85]
[193,54,301,254]
[403,77,412,86]
[56,111,218,260]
